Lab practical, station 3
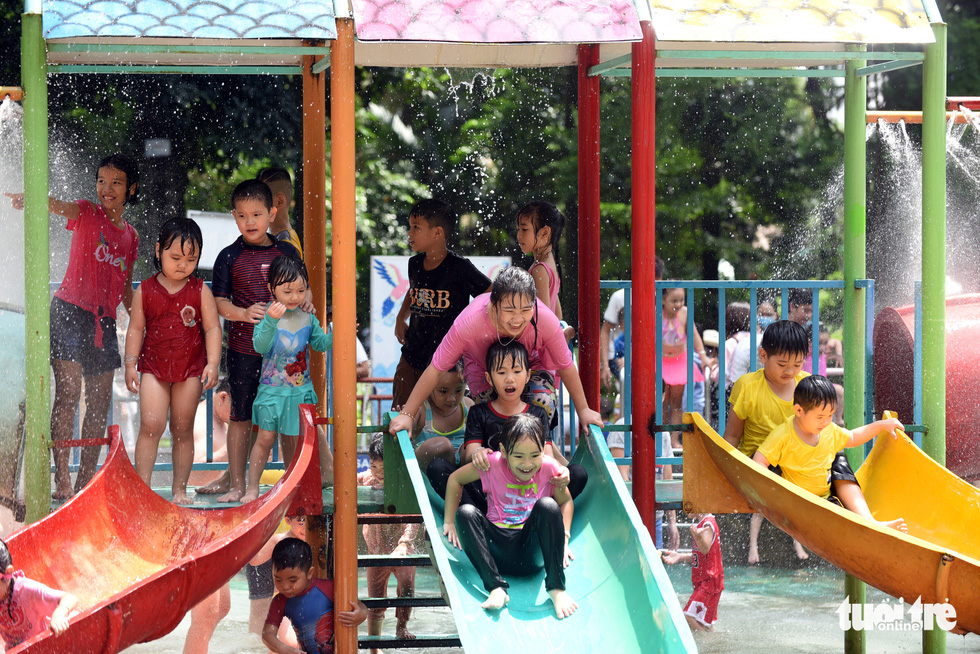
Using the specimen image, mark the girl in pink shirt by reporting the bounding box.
[6,154,140,499]
[389,266,601,437]
[0,540,78,648]
[443,413,577,620]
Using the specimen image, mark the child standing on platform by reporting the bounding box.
[444,414,577,619]
[5,154,140,499]
[204,179,303,503]
[661,287,714,448]
[663,514,725,632]
[515,201,574,342]
[257,167,302,258]
[0,539,78,648]
[240,256,330,504]
[392,199,492,408]
[358,434,418,653]
[125,218,221,504]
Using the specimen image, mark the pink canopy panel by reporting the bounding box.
[351,0,641,43]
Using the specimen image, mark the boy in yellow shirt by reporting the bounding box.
[753,375,908,532]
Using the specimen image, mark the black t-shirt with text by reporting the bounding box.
[402,251,491,369]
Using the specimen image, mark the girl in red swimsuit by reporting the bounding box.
[125,218,221,504]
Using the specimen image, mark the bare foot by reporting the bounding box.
[196,471,230,495]
[793,539,809,561]
[548,589,578,619]
[239,489,260,504]
[395,626,415,640]
[172,491,194,505]
[217,488,244,503]
[747,548,760,565]
[481,587,509,611]
[52,487,73,502]
[881,517,908,533]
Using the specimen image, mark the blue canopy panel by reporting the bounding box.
[42,0,336,69]
[348,0,642,68]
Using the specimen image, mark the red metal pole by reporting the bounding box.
[577,44,601,411]
[631,21,657,536]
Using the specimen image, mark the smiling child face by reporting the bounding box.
[502,435,543,482]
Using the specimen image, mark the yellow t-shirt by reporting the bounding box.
[729,368,809,457]
[276,227,303,259]
[756,416,852,499]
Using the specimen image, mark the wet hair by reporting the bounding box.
[268,255,309,292]
[655,256,665,280]
[499,413,546,455]
[214,377,231,396]
[794,375,838,412]
[257,167,293,203]
[725,302,751,334]
[0,540,12,619]
[788,288,813,308]
[409,199,457,239]
[662,286,684,300]
[761,320,809,359]
[97,153,140,204]
[485,341,530,378]
[368,433,384,463]
[518,200,565,283]
[489,266,538,352]
[231,178,274,210]
[154,218,203,273]
[271,537,312,572]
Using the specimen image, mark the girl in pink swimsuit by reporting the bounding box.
[661,287,714,448]
[516,201,575,343]
[125,218,222,504]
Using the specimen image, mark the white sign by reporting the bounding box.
[369,255,510,411]
[836,597,957,632]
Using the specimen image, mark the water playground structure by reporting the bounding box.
[3,0,966,652]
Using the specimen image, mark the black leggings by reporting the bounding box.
[455,499,566,593]
[427,458,588,515]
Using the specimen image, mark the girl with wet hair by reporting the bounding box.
[389,266,601,439]
[515,201,574,342]
[0,539,78,647]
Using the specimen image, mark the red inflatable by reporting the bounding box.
[873,294,980,481]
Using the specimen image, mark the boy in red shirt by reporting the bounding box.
[663,514,725,631]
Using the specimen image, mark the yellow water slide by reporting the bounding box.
[683,412,980,636]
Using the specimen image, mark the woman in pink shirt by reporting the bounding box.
[6,154,140,499]
[388,266,601,436]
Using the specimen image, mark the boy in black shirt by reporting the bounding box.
[392,199,492,408]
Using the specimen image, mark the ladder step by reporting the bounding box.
[358,554,432,568]
[358,513,424,525]
[362,596,448,609]
[359,634,461,649]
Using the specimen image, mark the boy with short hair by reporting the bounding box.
[205,179,303,503]
[263,539,367,654]
[257,167,303,258]
[357,434,418,653]
[753,375,907,533]
[392,199,492,408]
[723,320,812,563]
[786,287,813,326]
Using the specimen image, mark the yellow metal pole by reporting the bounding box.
[330,17,358,654]
[303,48,328,414]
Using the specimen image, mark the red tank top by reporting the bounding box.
[690,515,724,592]
[137,275,206,383]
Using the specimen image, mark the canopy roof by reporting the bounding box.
[40,0,940,72]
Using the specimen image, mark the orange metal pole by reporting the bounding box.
[946,96,980,111]
[330,18,358,654]
[866,110,970,124]
[303,49,328,413]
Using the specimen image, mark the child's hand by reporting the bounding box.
[266,301,287,320]
[661,550,682,565]
[337,600,368,627]
[563,542,575,568]
[880,418,904,436]
[443,522,461,549]
[577,407,603,430]
[549,466,570,490]
[201,364,219,391]
[243,302,267,323]
[125,366,140,394]
[4,192,24,210]
[388,412,413,436]
[395,318,408,344]
[49,610,70,635]
[471,447,492,472]
[392,540,414,557]
[298,298,315,314]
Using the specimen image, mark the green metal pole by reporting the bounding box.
[21,8,50,523]
[921,20,947,654]
[842,48,867,654]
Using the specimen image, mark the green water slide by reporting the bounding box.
[387,423,696,653]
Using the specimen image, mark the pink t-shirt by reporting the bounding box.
[528,261,560,315]
[479,451,562,527]
[430,294,573,397]
[0,577,66,648]
[54,199,139,345]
